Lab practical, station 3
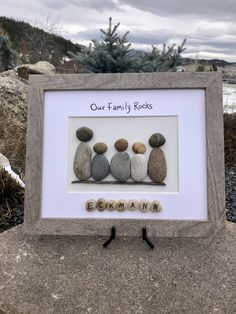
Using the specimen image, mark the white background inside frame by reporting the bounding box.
[42,89,207,220]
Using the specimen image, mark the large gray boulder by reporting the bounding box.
[1,69,18,78]
[0,222,235,313]
[17,61,56,79]
[0,74,28,179]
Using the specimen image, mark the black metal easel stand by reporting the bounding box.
[103,226,116,248]
[142,227,155,249]
[103,226,155,249]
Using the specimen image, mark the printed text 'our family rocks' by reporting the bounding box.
[90,101,153,114]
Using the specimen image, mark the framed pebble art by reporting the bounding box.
[24,73,225,237]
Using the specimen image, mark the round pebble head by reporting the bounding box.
[132,142,146,154]
[93,142,107,154]
[149,133,166,147]
[76,127,93,142]
[114,138,128,151]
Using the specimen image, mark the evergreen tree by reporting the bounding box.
[70,18,186,73]
[0,36,19,71]
[135,40,186,72]
[70,18,134,73]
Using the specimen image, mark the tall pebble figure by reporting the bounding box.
[131,142,147,182]
[148,133,167,183]
[110,138,130,182]
[73,126,93,181]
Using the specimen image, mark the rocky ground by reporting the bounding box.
[0,222,235,314]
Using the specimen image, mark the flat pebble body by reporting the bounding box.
[110,151,131,181]
[116,200,127,211]
[139,199,152,212]
[106,200,117,211]
[151,201,161,212]
[96,198,106,211]
[73,143,92,181]
[86,199,96,211]
[127,200,139,210]
[148,147,167,183]
[131,154,147,181]
[91,154,109,181]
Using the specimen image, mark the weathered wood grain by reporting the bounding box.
[24,72,225,237]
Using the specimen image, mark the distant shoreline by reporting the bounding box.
[223,78,236,84]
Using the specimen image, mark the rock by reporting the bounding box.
[0,73,28,179]
[110,152,131,181]
[86,199,96,212]
[148,148,167,183]
[139,200,151,212]
[17,61,56,79]
[114,138,128,151]
[0,153,10,168]
[1,69,18,78]
[76,127,93,142]
[0,168,24,233]
[96,198,106,211]
[116,200,127,211]
[150,201,161,212]
[127,200,139,210]
[73,143,92,181]
[91,154,109,181]
[149,133,166,147]
[0,223,235,314]
[93,142,107,154]
[131,154,147,181]
[0,153,25,188]
[132,142,146,154]
[106,200,116,211]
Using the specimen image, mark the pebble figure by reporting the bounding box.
[148,133,167,183]
[91,142,110,181]
[73,127,93,181]
[131,142,147,182]
[110,138,130,181]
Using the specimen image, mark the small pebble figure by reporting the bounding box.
[148,133,167,183]
[73,127,93,181]
[131,142,147,182]
[110,138,130,181]
[91,142,109,181]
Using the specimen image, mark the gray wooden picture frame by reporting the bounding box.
[24,72,225,237]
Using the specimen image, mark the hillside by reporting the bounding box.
[184,58,235,67]
[0,16,82,66]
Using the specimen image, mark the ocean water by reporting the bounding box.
[223,84,236,112]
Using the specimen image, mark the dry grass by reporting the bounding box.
[224,113,236,167]
[0,167,24,232]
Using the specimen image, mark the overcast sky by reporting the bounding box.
[1,0,236,61]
